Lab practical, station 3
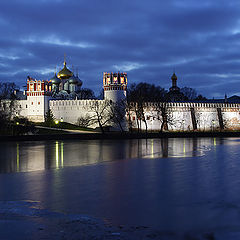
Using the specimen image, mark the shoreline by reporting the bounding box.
[1,131,240,141]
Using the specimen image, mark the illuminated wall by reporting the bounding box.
[8,98,240,131]
[129,102,240,131]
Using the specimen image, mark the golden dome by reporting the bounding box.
[57,61,73,79]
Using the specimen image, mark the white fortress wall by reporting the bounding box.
[15,100,28,118]
[222,106,240,129]
[170,109,192,131]
[1,99,28,119]
[10,97,240,131]
[194,107,219,131]
[129,102,240,131]
[49,99,108,128]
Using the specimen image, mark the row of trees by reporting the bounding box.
[75,82,206,133]
[77,100,126,133]
[126,83,206,133]
[0,83,18,134]
[0,82,35,135]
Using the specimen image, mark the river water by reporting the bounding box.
[0,137,240,232]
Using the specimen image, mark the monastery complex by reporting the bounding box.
[8,59,240,131]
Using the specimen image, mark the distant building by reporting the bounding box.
[166,72,185,101]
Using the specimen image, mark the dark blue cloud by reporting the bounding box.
[0,0,240,98]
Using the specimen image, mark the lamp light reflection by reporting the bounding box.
[56,141,59,169]
[16,143,19,172]
[61,142,64,167]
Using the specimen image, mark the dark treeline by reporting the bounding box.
[127,83,167,102]
[0,82,34,135]
[127,82,206,102]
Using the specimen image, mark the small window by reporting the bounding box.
[133,116,135,120]
[147,116,150,120]
[26,105,27,108]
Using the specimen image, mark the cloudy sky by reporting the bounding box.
[0,0,240,98]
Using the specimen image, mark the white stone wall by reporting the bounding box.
[49,99,109,128]
[12,97,240,131]
[27,95,50,122]
[0,99,28,119]
[222,107,240,130]
[129,102,240,131]
[15,100,28,118]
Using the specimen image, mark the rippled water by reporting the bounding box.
[0,137,240,232]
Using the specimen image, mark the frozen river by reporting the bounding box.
[1,137,240,234]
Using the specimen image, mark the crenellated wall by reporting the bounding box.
[6,99,240,131]
[49,99,108,128]
[128,102,240,131]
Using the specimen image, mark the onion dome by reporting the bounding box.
[50,73,61,84]
[171,73,177,81]
[68,75,78,84]
[57,61,73,79]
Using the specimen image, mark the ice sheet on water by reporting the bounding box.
[0,200,101,224]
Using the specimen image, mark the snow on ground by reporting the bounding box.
[0,200,240,240]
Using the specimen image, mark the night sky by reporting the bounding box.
[0,0,239,98]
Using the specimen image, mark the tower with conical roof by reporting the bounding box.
[167,72,185,101]
[169,72,180,92]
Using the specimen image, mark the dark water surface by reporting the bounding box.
[1,137,240,232]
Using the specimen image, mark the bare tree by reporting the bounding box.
[76,114,92,128]
[154,102,175,132]
[181,87,197,100]
[108,100,126,132]
[0,82,20,134]
[78,88,95,99]
[127,83,166,133]
[78,100,113,133]
[125,101,133,132]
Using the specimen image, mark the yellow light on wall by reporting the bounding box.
[55,120,59,124]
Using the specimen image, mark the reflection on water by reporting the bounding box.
[0,138,226,173]
[1,137,240,231]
